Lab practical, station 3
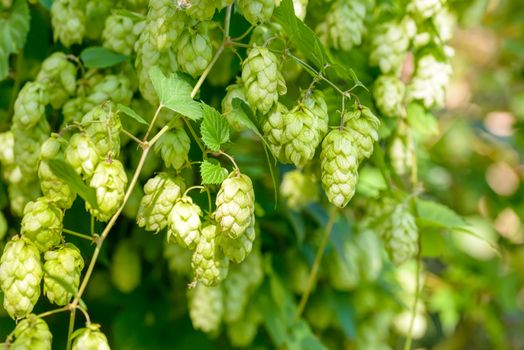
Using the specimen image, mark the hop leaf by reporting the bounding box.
[200,104,230,152]
[200,160,228,185]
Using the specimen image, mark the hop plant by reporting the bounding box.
[81,105,122,158]
[221,82,247,131]
[86,74,134,107]
[214,171,255,239]
[218,215,255,263]
[12,121,51,178]
[389,131,414,176]
[110,239,142,293]
[226,304,262,347]
[373,75,406,117]
[86,159,128,222]
[65,133,100,179]
[191,223,229,286]
[317,0,367,51]
[137,173,185,232]
[168,196,202,249]
[36,52,77,109]
[280,169,318,210]
[0,237,43,319]
[188,283,224,334]
[238,0,275,24]
[241,46,286,114]
[369,19,414,75]
[282,90,329,168]
[164,241,193,277]
[320,129,360,208]
[177,22,213,77]
[62,97,95,124]
[293,0,308,21]
[10,314,52,350]
[344,106,380,161]
[102,13,138,55]
[262,102,288,162]
[13,82,49,130]
[153,128,191,170]
[408,0,443,19]
[184,0,219,21]
[407,54,452,108]
[7,182,42,218]
[20,197,63,253]
[383,204,419,264]
[71,324,111,350]
[43,243,84,306]
[50,0,86,47]
[84,0,112,41]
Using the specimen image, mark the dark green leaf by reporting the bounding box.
[230,98,263,137]
[117,103,148,125]
[200,104,230,151]
[80,46,128,69]
[0,0,30,81]
[200,160,228,185]
[48,159,98,209]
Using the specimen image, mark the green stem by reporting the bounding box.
[403,245,422,350]
[296,207,338,318]
[143,105,163,142]
[63,229,93,242]
[183,118,206,155]
[66,308,76,350]
[37,306,69,319]
[183,185,205,198]
[122,127,145,146]
[218,150,239,171]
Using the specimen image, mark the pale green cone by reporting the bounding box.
[62,97,95,125]
[280,169,318,210]
[11,314,52,350]
[84,0,112,40]
[262,102,288,162]
[81,105,122,158]
[218,215,255,264]
[241,46,286,114]
[36,52,77,109]
[71,324,110,350]
[320,129,360,208]
[168,196,202,250]
[369,20,412,75]
[86,74,134,107]
[50,0,86,47]
[344,107,380,161]
[191,223,229,286]
[137,173,185,232]
[0,237,43,319]
[383,204,418,264]
[408,0,443,19]
[86,159,128,222]
[188,283,224,334]
[226,304,262,347]
[65,133,101,179]
[221,82,248,131]
[7,181,41,218]
[153,128,191,170]
[177,22,213,77]
[21,197,63,253]
[407,54,452,109]
[13,82,49,130]
[327,237,360,291]
[238,0,275,24]
[43,243,84,306]
[214,172,255,239]
[0,131,14,165]
[389,132,414,176]
[12,121,50,178]
[110,239,141,293]
[185,0,218,21]
[102,13,137,55]
[317,0,366,51]
[373,75,406,117]
[164,241,193,277]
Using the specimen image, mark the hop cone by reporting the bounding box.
[226,304,261,347]
[383,204,418,264]
[248,22,282,46]
[320,129,359,208]
[21,197,63,253]
[262,102,288,161]
[36,52,77,109]
[185,0,219,21]
[39,137,77,209]
[373,75,406,117]
[188,283,223,334]
[164,241,193,277]
[86,159,128,222]
[153,128,191,170]
[241,46,286,114]
[177,23,213,77]
[0,131,14,165]
[81,104,122,158]
[317,0,366,51]
[50,0,86,47]
[327,237,360,290]
[43,243,84,305]
[356,230,383,282]
[13,82,49,130]
[407,54,452,108]
[7,182,41,218]
[191,223,229,286]
[11,314,52,350]
[238,0,275,24]
[344,107,380,161]
[282,90,329,168]
[137,173,185,232]
[408,0,443,19]
[168,196,202,249]
[102,14,137,55]
[389,131,414,176]
[221,82,247,131]
[12,121,50,178]
[214,172,255,239]
[218,214,255,263]
[87,74,133,107]
[62,97,95,125]
[84,0,112,40]
[0,237,43,319]
[65,133,100,179]
[71,324,110,350]
[370,20,412,75]
[110,239,141,293]
[280,169,318,210]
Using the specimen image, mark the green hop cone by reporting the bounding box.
[369,19,413,75]
[12,121,51,178]
[407,54,452,108]
[50,0,86,47]
[188,283,223,334]
[11,314,52,350]
[248,22,282,46]
[81,105,122,158]
[317,0,366,51]
[153,128,191,170]
[238,0,275,24]
[226,304,262,347]
[282,90,329,168]
[0,237,43,319]
[102,13,137,55]
[389,131,414,176]
[110,239,142,293]
[326,236,360,290]
[62,97,95,125]
[408,0,443,19]
[137,173,185,232]
[21,197,63,253]
[177,22,213,77]
[280,169,319,210]
[168,196,202,249]
[344,106,380,161]
[7,182,41,218]
[0,130,14,165]
[86,159,128,222]
[43,243,84,306]
[164,241,193,277]
[241,46,286,114]
[320,129,360,208]
[13,82,49,130]
[84,0,112,40]
[214,171,255,239]
[86,74,134,107]
[221,82,248,131]
[218,214,255,263]
[65,133,100,179]
[373,75,406,117]
[36,52,77,109]
[383,204,418,264]
[184,0,219,21]
[191,223,229,286]
[71,324,110,350]
[262,102,288,161]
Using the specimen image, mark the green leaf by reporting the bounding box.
[148,66,202,121]
[200,104,230,151]
[117,104,148,125]
[0,0,30,81]
[200,160,228,185]
[406,102,439,137]
[415,198,470,230]
[80,46,128,69]
[273,0,329,70]
[230,98,263,137]
[48,159,98,209]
